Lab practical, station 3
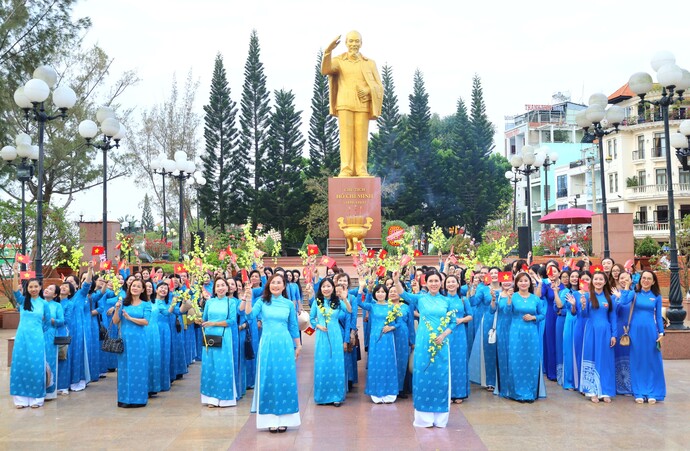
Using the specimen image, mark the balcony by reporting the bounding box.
[626,183,690,201]
[631,149,645,161]
[633,220,680,240]
[556,188,568,198]
[651,147,666,159]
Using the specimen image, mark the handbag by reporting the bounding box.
[244,325,255,360]
[58,345,68,361]
[205,334,223,347]
[53,336,72,345]
[487,310,498,344]
[101,318,124,354]
[619,294,636,347]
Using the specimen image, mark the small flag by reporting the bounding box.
[115,243,122,250]
[521,264,529,272]
[367,249,376,259]
[449,254,458,265]
[320,256,336,269]
[219,250,227,261]
[174,263,187,274]
[569,244,580,254]
[400,255,412,268]
[100,260,112,271]
[226,245,233,255]
[355,241,363,251]
[91,246,105,256]
[580,280,590,291]
[304,326,315,336]
[420,274,426,286]
[378,249,388,260]
[413,250,423,257]
[194,257,203,267]
[20,270,36,279]
[376,265,386,278]
[498,271,514,282]
[483,274,492,285]
[15,253,30,264]
[303,267,312,283]
[307,244,320,256]
[591,264,604,273]
[624,259,634,270]
[118,260,126,271]
[241,269,249,283]
[547,266,558,277]
[253,249,265,259]
[558,247,566,257]
[352,255,360,267]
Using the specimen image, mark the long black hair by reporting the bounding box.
[21,278,41,311]
[261,274,287,304]
[635,270,661,296]
[316,277,339,310]
[123,279,148,306]
[589,271,612,311]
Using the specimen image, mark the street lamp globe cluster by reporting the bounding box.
[510,145,545,254]
[504,169,523,230]
[629,51,690,330]
[671,120,690,170]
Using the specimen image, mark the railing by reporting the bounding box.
[631,149,645,160]
[627,183,690,200]
[651,147,666,158]
[633,221,680,233]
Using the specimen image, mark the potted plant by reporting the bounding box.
[53,244,85,278]
[635,237,661,270]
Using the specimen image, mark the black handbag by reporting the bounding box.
[205,334,223,347]
[53,335,71,345]
[101,318,124,354]
[99,323,108,341]
[244,325,255,360]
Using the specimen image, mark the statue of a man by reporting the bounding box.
[322,31,383,177]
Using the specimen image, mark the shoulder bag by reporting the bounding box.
[203,299,228,349]
[101,316,124,354]
[619,294,635,347]
[488,309,498,344]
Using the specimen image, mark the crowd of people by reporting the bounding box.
[8,250,667,429]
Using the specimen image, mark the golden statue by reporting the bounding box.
[322,31,383,178]
[337,216,374,255]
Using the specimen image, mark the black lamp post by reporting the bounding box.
[510,145,543,253]
[540,147,559,216]
[13,65,77,281]
[79,108,124,256]
[1,134,38,270]
[504,168,523,230]
[575,94,626,260]
[630,52,690,329]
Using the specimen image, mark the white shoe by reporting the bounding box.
[648,398,656,404]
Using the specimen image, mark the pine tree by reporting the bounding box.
[141,194,155,232]
[238,30,271,222]
[369,64,402,177]
[307,50,339,178]
[255,89,307,240]
[470,74,495,156]
[201,53,243,231]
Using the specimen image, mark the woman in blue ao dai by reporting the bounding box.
[65,269,93,392]
[552,270,569,386]
[143,280,162,395]
[170,278,188,381]
[55,282,75,394]
[627,271,666,403]
[42,284,65,400]
[469,268,499,390]
[494,278,514,399]
[310,278,352,406]
[10,270,50,408]
[445,275,471,403]
[504,273,545,402]
[612,270,635,395]
[571,271,592,389]
[578,272,617,403]
[201,277,243,407]
[114,279,151,408]
[389,285,415,397]
[153,282,173,392]
[335,272,359,389]
[395,270,457,428]
[560,271,580,390]
[244,274,302,432]
[357,282,399,404]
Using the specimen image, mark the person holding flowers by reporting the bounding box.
[444,274,471,403]
[394,270,457,428]
[310,278,352,406]
[357,281,400,404]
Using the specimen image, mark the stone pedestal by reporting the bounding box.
[591,213,634,262]
[328,177,382,255]
[79,221,122,262]
[661,329,690,359]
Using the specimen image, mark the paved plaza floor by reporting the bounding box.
[2,326,690,450]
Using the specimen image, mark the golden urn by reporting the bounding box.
[337,216,373,255]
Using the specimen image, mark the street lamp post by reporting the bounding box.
[510,145,543,253]
[575,94,626,259]
[169,152,199,261]
[538,146,559,216]
[1,134,39,270]
[631,51,690,329]
[150,154,178,241]
[504,168,523,230]
[14,65,77,280]
[78,107,125,256]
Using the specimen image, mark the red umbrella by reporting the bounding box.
[538,208,594,225]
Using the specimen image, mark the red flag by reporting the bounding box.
[20,270,36,279]
[115,242,122,250]
[320,256,336,269]
[91,246,105,256]
[226,245,233,255]
[449,254,458,265]
[591,264,604,273]
[569,244,580,254]
[174,263,187,274]
[498,271,514,282]
[420,274,426,286]
[413,249,423,257]
[378,249,388,260]
[367,249,376,259]
[624,259,634,270]
[484,274,492,285]
[521,264,529,271]
[547,266,558,277]
[304,326,315,336]
[355,241,363,251]
[241,269,249,283]
[352,255,360,267]
[253,249,265,259]
[100,260,112,271]
[558,247,566,257]
[15,253,30,264]
[400,255,412,267]
[307,244,320,256]
[376,265,386,278]
[303,267,312,283]
[118,260,126,271]
[579,280,590,291]
[218,250,227,261]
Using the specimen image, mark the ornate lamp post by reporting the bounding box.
[170,151,198,261]
[1,134,39,270]
[630,51,690,329]
[78,107,125,256]
[510,145,544,252]
[504,168,523,230]
[537,146,559,215]
[575,94,626,259]
[150,153,178,241]
[14,65,77,280]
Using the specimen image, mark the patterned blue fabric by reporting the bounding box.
[579,292,617,398]
[154,299,172,391]
[358,297,398,398]
[560,288,578,390]
[86,291,102,382]
[541,282,557,381]
[495,294,512,398]
[10,293,50,399]
[614,289,634,395]
[57,297,72,390]
[393,302,415,392]
[169,301,187,380]
[505,293,544,401]
[117,302,151,405]
[200,297,240,402]
[310,299,348,404]
[627,289,666,401]
[448,294,469,399]
[69,283,92,385]
[44,300,65,396]
[145,299,162,393]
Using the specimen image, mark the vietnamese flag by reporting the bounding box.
[376,265,386,278]
[378,249,388,260]
[100,260,113,271]
[591,264,604,273]
[413,249,423,257]
[498,271,514,282]
[355,241,363,251]
[580,280,590,291]
[218,250,227,261]
[558,247,566,257]
[547,265,559,277]
[400,255,412,268]
[304,326,315,336]
[320,255,337,269]
[367,249,376,259]
[449,254,458,265]
[15,253,30,264]
[117,260,126,271]
[91,246,105,256]
[483,274,492,285]
[307,244,320,256]
[521,264,529,272]
[253,249,265,259]
[241,269,249,283]
[20,270,36,280]
[174,263,187,274]
[226,245,233,255]
[115,242,122,250]
[569,243,580,254]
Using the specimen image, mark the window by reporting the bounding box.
[679,169,690,185]
[638,170,646,186]
[556,175,568,198]
[607,140,614,160]
[653,133,666,158]
[656,168,667,186]
[610,207,620,213]
[613,138,618,159]
[656,205,669,223]
[608,172,618,193]
[638,206,647,223]
[558,204,567,210]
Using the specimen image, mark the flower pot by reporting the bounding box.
[54,266,73,279]
[1,310,19,329]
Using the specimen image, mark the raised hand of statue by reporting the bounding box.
[326,35,341,53]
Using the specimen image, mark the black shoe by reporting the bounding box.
[107,368,116,372]
[398,392,408,399]
[277,426,287,433]
[333,402,341,407]
[176,375,183,380]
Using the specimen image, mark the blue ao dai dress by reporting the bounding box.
[170,296,188,381]
[553,285,567,386]
[86,291,103,382]
[399,291,457,428]
[245,287,264,389]
[10,293,50,407]
[494,293,512,398]
[100,289,119,373]
[541,282,557,381]
[56,297,72,392]
[339,293,359,386]
[448,294,470,400]
[579,292,617,399]
[310,298,348,404]
[614,289,635,395]
[469,284,498,388]
[69,282,92,390]
[44,300,65,399]
[117,301,151,406]
[560,288,578,390]
[201,296,240,406]
[393,301,415,393]
[358,296,399,402]
[248,295,301,430]
[626,289,666,401]
[145,299,162,394]
[505,292,545,402]
[236,309,248,400]
[154,298,172,392]
[572,290,587,388]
